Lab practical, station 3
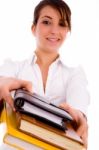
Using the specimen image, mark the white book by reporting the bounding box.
[3,135,43,150]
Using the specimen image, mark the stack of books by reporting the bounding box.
[0,89,85,150]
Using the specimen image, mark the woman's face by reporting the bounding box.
[32,6,69,53]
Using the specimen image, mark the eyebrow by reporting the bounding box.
[41,16,52,19]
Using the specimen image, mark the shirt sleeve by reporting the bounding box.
[0,59,22,78]
[66,66,90,116]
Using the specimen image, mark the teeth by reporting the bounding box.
[47,38,59,42]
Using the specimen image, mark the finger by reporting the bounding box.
[77,116,88,135]
[77,121,88,149]
[3,92,15,111]
[81,131,88,149]
[77,124,85,137]
[9,79,33,93]
[59,103,78,121]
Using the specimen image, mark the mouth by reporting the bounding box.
[46,37,60,43]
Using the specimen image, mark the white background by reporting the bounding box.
[0,0,99,149]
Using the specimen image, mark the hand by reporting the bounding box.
[0,77,32,111]
[60,103,88,149]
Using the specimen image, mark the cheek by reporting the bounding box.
[62,30,69,39]
[35,25,47,38]
[35,28,47,44]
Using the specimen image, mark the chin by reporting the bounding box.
[45,45,60,52]
[44,48,59,53]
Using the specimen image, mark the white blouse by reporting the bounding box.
[0,53,90,115]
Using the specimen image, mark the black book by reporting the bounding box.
[14,89,73,131]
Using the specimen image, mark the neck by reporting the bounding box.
[35,49,59,67]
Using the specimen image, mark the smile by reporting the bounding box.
[46,38,60,42]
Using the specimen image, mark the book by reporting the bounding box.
[1,104,61,150]
[0,134,43,150]
[3,135,43,150]
[14,89,73,130]
[16,111,85,150]
[14,89,73,121]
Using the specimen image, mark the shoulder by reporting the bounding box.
[60,62,88,84]
[0,55,33,77]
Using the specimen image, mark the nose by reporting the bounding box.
[50,25,59,35]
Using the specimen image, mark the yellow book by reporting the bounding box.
[1,105,61,150]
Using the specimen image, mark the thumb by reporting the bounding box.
[59,103,78,122]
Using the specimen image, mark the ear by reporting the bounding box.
[31,24,36,36]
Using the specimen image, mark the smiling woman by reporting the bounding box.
[32,6,68,53]
[0,0,90,149]
[31,0,71,54]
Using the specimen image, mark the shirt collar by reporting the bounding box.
[29,51,64,66]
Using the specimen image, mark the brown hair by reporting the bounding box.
[33,0,71,31]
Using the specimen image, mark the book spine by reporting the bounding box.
[14,98,24,109]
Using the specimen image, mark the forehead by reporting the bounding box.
[39,6,61,19]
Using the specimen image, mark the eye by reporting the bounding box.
[59,20,68,27]
[42,20,51,25]
[59,22,65,27]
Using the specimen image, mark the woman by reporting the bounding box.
[0,0,89,148]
